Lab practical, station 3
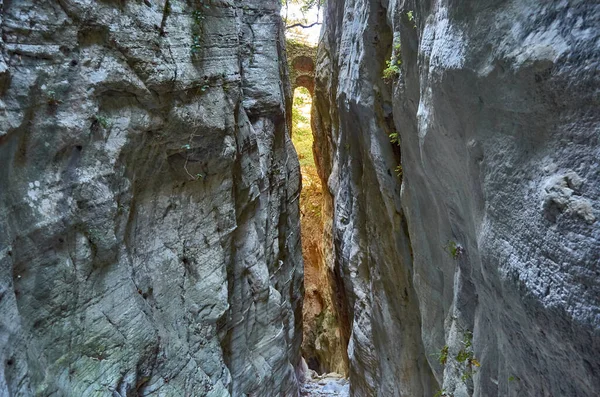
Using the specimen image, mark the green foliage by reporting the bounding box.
[292,106,309,126]
[281,0,325,29]
[191,35,202,55]
[292,87,310,129]
[299,0,325,14]
[389,131,399,145]
[461,371,473,382]
[456,349,471,363]
[462,331,472,350]
[433,389,449,397]
[294,93,307,106]
[406,10,416,28]
[46,90,61,106]
[445,240,464,259]
[508,375,520,382]
[383,41,402,81]
[438,345,449,365]
[383,59,401,80]
[191,5,210,55]
[456,331,480,383]
[291,87,315,168]
[395,165,403,179]
[94,115,111,129]
[282,0,326,15]
[434,330,480,387]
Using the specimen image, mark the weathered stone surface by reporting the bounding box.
[315,0,600,396]
[287,40,317,94]
[0,0,303,395]
[313,2,435,395]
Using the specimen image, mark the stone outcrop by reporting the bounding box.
[0,1,303,396]
[314,1,599,396]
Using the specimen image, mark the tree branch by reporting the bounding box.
[286,21,322,29]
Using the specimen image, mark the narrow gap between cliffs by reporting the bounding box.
[285,7,350,395]
[291,86,327,373]
[291,87,349,397]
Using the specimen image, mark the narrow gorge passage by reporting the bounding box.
[287,27,351,395]
[291,86,346,371]
[290,83,349,397]
[292,87,328,371]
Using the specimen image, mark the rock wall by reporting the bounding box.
[314,0,600,396]
[0,1,303,396]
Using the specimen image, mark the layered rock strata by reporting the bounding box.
[0,0,303,395]
[314,0,600,396]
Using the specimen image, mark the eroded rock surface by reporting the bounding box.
[0,0,303,395]
[315,0,599,396]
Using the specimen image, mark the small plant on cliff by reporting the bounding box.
[406,10,417,28]
[191,6,209,56]
[395,165,403,179]
[434,388,451,397]
[181,134,205,181]
[383,41,402,81]
[445,240,464,259]
[437,345,449,365]
[383,58,401,80]
[94,115,111,129]
[46,90,62,107]
[456,331,480,382]
[389,131,400,145]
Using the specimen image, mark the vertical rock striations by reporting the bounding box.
[0,0,303,396]
[313,1,436,395]
[315,0,599,396]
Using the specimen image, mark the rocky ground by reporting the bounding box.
[301,372,349,396]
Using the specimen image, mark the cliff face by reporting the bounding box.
[0,1,303,396]
[315,1,599,396]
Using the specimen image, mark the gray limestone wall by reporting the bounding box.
[0,0,303,396]
[314,0,600,396]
